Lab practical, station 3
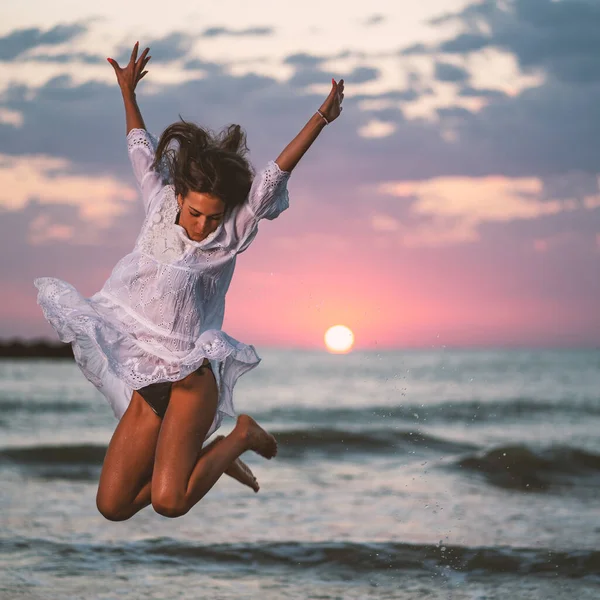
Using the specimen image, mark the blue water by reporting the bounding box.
[1,349,599,599]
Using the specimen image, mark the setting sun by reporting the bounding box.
[324,325,355,354]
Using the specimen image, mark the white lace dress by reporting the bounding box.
[35,128,290,437]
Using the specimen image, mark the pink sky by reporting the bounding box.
[1,0,599,349]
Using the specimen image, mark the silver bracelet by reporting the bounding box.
[316,110,329,125]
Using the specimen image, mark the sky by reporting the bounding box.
[1,0,599,349]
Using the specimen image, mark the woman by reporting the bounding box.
[34,42,345,521]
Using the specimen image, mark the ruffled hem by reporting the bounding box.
[34,277,260,429]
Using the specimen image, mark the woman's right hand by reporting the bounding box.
[107,42,151,97]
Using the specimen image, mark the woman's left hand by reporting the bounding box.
[318,78,345,123]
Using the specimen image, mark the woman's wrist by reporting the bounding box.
[121,88,137,103]
[312,111,328,130]
[316,109,329,126]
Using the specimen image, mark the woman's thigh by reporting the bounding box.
[96,391,162,512]
[151,365,218,499]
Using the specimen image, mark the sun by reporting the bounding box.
[324,325,355,354]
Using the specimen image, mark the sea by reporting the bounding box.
[1,349,599,599]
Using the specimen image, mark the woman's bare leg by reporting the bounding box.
[96,391,261,522]
[96,391,161,521]
[151,367,277,518]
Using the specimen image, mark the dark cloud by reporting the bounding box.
[399,43,430,56]
[539,171,600,203]
[113,33,194,64]
[433,0,600,84]
[201,26,274,38]
[348,66,380,84]
[143,32,194,63]
[0,23,86,61]
[354,89,424,103]
[434,62,470,83]
[437,105,473,119]
[183,58,224,74]
[0,70,288,180]
[458,85,507,99]
[284,53,325,68]
[438,33,489,54]
[368,107,405,123]
[285,58,379,88]
[287,68,327,88]
[364,14,385,26]
[22,52,104,64]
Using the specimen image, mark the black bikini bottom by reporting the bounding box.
[137,360,213,418]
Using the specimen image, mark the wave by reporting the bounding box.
[0,444,106,480]
[4,395,599,424]
[0,428,475,479]
[274,428,476,458]
[456,445,600,492]
[5,537,599,579]
[258,397,600,425]
[0,398,87,415]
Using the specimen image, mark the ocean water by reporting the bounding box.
[1,349,599,599]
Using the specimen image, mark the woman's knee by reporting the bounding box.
[151,488,188,518]
[96,491,134,522]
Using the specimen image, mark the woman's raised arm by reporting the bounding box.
[107,42,151,134]
[275,78,345,173]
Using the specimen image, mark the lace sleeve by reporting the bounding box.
[232,160,291,254]
[247,160,290,220]
[127,128,164,213]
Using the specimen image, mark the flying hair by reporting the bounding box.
[152,118,255,210]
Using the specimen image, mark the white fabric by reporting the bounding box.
[35,128,290,436]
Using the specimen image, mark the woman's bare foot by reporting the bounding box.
[226,457,260,492]
[235,414,278,459]
[206,435,259,492]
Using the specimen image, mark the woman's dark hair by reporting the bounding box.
[152,119,254,210]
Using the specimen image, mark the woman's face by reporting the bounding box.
[177,191,226,242]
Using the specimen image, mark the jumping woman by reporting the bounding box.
[34,42,344,521]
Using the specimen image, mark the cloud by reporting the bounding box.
[183,58,224,74]
[0,70,280,177]
[113,32,194,64]
[143,32,194,63]
[22,52,104,64]
[284,56,380,88]
[399,43,430,57]
[0,23,86,61]
[287,66,328,88]
[432,0,600,84]
[284,53,325,68]
[434,62,470,83]
[438,33,489,54]
[348,66,380,84]
[378,173,600,247]
[458,85,507,99]
[364,14,385,27]
[201,26,274,38]
[0,153,137,227]
[0,7,599,254]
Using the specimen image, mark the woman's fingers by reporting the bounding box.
[137,47,150,68]
[137,71,148,83]
[129,41,139,65]
[107,57,120,73]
